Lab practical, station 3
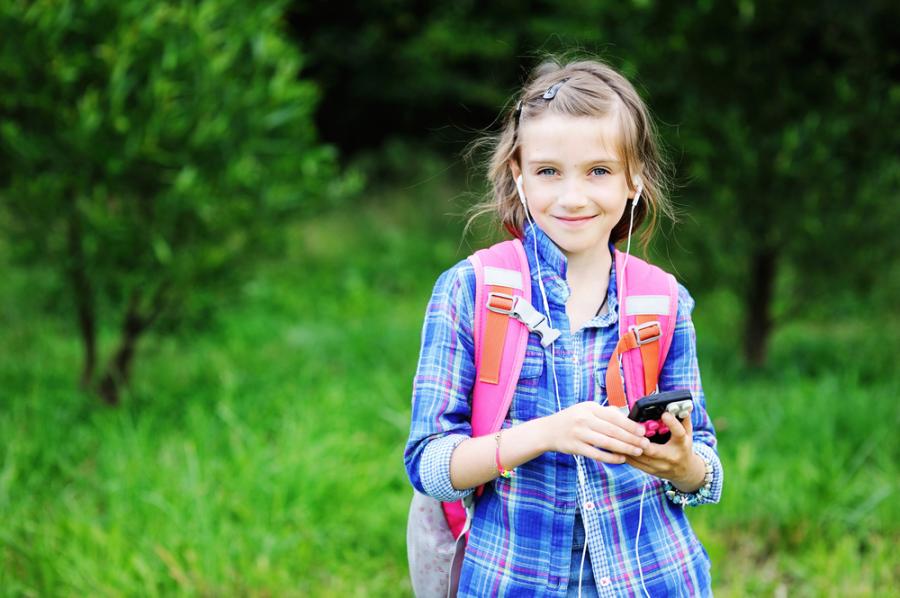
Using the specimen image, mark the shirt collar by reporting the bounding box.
[522,221,619,326]
[523,220,568,280]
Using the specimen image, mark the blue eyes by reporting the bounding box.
[535,167,610,176]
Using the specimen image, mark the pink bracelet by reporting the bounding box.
[495,430,515,479]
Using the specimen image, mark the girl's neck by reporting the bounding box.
[564,243,613,289]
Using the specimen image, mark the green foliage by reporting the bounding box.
[634,0,900,309]
[0,0,358,399]
[1,173,897,595]
[293,1,900,362]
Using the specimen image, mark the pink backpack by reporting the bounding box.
[407,238,678,597]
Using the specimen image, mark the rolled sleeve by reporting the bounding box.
[404,260,478,500]
[659,283,723,507]
[420,433,475,501]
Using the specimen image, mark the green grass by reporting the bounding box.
[1,171,898,596]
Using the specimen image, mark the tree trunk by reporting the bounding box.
[743,247,777,367]
[67,211,97,389]
[96,286,167,406]
[97,294,145,406]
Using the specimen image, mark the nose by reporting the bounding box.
[557,177,588,210]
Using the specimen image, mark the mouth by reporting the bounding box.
[554,215,597,227]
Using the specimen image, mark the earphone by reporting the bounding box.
[515,174,527,211]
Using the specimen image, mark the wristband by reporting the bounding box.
[495,430,515,479]
[663,452,713,507]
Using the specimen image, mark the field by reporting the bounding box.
[1,172,897,596]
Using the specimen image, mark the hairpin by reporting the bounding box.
[513,77,570,138]
[542,78,569,100]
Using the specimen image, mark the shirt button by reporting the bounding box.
[599,576,612,587]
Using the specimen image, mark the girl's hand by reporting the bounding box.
[624,412,706,491]
[540,402,650,464]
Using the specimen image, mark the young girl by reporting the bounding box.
[405,58,723,597]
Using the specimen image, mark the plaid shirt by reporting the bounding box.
[405,222,723,597]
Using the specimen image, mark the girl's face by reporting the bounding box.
[510,113,636,263]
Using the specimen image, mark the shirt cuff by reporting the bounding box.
[420,433,475,502]
[663,443,724,507]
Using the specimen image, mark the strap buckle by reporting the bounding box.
[630,321,661,345]
[485,291,560,347]
[509,296,560,347]
[486,292,516,315]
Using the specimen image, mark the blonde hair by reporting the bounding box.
[466,57,674,248]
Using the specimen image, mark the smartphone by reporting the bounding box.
[627,390,693,444]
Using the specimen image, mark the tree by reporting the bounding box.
[631,0,900,364]
[0,0,346,404]
[289,0,900,364]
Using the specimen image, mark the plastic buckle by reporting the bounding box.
[509,299,560,347]
[630,321,661,345]
[486,292,516,315]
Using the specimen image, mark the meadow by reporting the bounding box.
[1,168,897,596]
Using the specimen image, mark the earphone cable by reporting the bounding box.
[635,477,651,598]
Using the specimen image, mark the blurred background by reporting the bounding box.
[1,0,898,595]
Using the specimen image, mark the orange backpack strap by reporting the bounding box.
[479,288,515,384]
[605,250,679,411]
[605,317,662,409]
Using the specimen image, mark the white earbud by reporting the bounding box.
[515,174,527,210]
[632,175,644,206]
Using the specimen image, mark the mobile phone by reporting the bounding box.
[627,390,693,444]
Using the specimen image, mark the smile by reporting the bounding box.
[554,215,597,227]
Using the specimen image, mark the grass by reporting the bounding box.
[1,167,898,596]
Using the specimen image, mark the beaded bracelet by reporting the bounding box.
[495,429,515,479]
[663,452,714,507]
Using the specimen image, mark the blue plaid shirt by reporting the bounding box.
[405,222,723,597]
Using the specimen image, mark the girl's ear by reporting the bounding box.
[508,159,522,182]
[632,174,643,195]
[630,167,645,194]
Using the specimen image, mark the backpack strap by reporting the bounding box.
[605,249,679,412]
[441,238,540,545]
[468,238,533,437]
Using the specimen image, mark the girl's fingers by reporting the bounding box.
[591,418,650,450]
[581,445,628,464]
[609,410,648,438]
[662,412,687,440]
[590,407,648,444]
[640,442,659,459]
[581,429,646,457]
[590,404,646,437]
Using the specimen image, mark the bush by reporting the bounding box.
[0,0,356,403]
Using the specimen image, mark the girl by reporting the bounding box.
[405,58,723,597]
